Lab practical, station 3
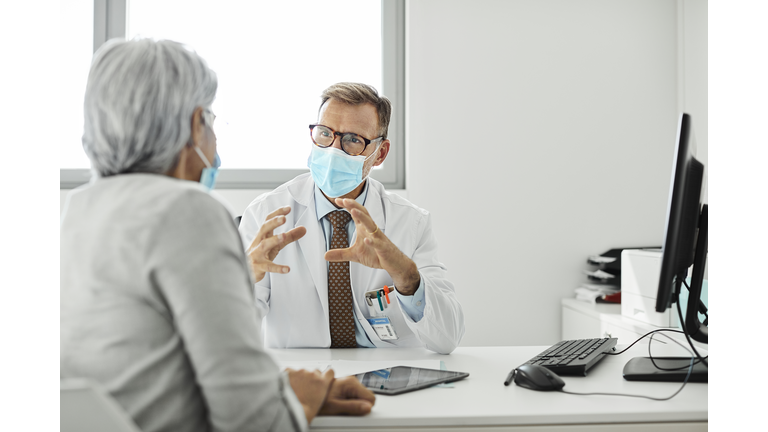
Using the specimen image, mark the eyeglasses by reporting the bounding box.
[309,124,383,156]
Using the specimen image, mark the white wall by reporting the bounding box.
[681,0,708,202]
[60,0,707,348]
[405,0,706,347]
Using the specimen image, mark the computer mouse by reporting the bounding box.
[513,364,566,391]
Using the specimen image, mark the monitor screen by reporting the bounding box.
[655,113,707,343]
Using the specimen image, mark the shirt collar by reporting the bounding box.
[314,180,369,221]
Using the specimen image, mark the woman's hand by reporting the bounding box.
[318,376,376,416]
[286,368,334,424]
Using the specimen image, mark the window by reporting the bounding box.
[60,0,405,189]
[59,0,94,171]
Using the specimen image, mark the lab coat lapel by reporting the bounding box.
[291,177,389,335]
[350,179,389,337]
[349,179,387,296]
[291,176,329,318]
[363,179,387,237]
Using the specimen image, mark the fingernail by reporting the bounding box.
[282,268,289,273]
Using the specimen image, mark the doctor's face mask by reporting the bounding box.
[307,98,386,197]
[307,140,381,198]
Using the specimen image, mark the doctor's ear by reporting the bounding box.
[373,140,390,167]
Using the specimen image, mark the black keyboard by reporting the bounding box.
[522,338,618,376]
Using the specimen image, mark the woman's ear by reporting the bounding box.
[189,106,205,148]
[169,145,192,180]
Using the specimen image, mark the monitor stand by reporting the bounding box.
[623,357,708,383]
[624,204,709,384]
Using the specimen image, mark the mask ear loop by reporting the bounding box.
[363,138,385,163]
[193,145,213,169]
[360,139,385,182]
[188,108,215,168]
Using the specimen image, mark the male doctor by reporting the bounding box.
[239,82,464,354]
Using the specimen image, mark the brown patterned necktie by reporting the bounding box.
[327,210,357,348]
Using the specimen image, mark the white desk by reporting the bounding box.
[269,345,707,432]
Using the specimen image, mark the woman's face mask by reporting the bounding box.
[194,146,220,190]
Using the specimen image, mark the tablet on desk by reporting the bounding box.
[355,366,469,395]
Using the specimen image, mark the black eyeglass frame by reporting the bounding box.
[308,124,384,156]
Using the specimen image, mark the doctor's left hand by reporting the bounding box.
[324,198,421,295]
[247,206,307,283]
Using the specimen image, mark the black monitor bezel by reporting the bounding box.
[655,112,707,344]
[657,113,699,311]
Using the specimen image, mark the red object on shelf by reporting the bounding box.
[600,292,622,304]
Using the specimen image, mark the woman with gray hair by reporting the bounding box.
[60,38,374,432]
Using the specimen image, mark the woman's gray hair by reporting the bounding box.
[83,38,217,177]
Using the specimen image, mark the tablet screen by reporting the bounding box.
[354,366,468,395]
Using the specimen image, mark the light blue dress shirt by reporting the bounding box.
[314,182,426,347]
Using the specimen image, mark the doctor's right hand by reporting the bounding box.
[246,206,306,283]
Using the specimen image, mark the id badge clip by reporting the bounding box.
[364,286,398,340]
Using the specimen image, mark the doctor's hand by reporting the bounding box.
[247,206,306,283]
[319,376,376,416]
[324,198,421,295]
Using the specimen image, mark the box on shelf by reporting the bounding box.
[620,249,679,328]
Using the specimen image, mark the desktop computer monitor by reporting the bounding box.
[656,113,708,344]
[623,112,708,383]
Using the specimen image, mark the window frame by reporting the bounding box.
[60,0,406,190]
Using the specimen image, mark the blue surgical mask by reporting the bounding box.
[194,146,220,190]
[307,144,379,198]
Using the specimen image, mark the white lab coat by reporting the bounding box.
[239,173,465,354]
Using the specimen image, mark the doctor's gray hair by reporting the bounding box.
[82,38,217,177]
[320,82,392,139]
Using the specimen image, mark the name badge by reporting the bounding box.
[366,317,398,340]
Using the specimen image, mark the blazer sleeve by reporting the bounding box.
[147,191,306,432]
[397,211,466,354]
[238,200,272,320]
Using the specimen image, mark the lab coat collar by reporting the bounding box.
[287,173,386,233]
[313,180,369,222]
